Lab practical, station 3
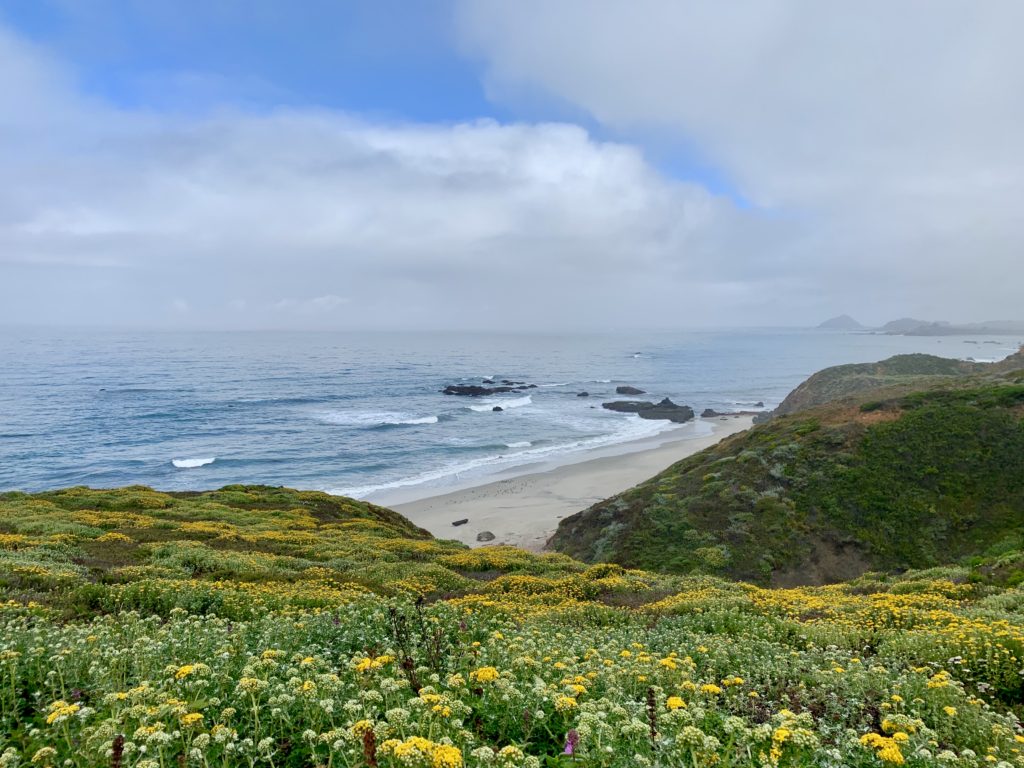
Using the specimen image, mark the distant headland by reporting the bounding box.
[817,315,1024,336]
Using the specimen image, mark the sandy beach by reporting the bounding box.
[384,415,753,551]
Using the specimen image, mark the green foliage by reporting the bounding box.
[2,486,1024,766]
[551,375,1024,586]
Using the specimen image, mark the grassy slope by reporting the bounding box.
[769,353,981,417]
[550,360,1024,586]
[3,486,1024,767]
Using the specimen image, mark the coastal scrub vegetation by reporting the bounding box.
[550,353,1024,586]
[3,486,1024,766]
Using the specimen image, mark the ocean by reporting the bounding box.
[0,327,1018,499]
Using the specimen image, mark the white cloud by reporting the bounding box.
[2,6,1022,330]
[456,0,1024,322]
[0,18,754,330]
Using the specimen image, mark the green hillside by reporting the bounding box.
[3,485,1024,767]
[550,360,1024,586]
[767,353,981,418]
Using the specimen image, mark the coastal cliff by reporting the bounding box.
[549,351,1024,585]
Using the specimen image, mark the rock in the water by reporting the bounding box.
[602,397,695,423]
[476,531,496,542]
[492,406,503,412]
[602,400,649,414]
[616,385,646,395]
[452,519,469,527]
[755,401,764,408]
[443,384,524,396]
[702,408,722,418]
[577,391,590,397]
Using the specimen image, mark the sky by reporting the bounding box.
[1,0,1022,331]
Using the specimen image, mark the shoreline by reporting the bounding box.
[386,415,753,551]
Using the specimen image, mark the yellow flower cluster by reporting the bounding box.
[468,666,500,683]
[860,732,906,764]
[379,736,463,768]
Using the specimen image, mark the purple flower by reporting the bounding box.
[563,729,580,755]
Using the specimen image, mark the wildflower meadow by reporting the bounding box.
[1,486,1023,767]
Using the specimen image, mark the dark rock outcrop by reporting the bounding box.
[452,519,469,527]
[602,398,694,423]
[616,385,646,395]
[443,384,524,396]
[492,406,503,412]
[476,531,496,542]
[577,391,590,397]
[703,406,765,418]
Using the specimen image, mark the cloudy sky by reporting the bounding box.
[1,1,1021,331]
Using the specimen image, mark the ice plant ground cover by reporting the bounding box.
[1,487,1024,767]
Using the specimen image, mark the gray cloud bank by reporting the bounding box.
[2,3,1023,330]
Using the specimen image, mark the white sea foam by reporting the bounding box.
[318,411,438,426]
[593,379,612,383]
[469,395,533,412]
[330,413,687,500]
[538,382,570,388]
[172,457,215,469]
[505,441,532,448]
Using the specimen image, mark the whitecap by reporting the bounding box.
[469,395,533,412]
[172,457,215,469]
[318,411,438,426]
[505,441,532,448]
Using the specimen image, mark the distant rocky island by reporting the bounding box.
[817,315,1024,336]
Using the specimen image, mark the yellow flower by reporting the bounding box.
[555,695,578,712]
[861,733,905,765]
[943,706,957,717]
[180,712,204,727]
[431,744,463,768]
[350,720,374,736]
[354,654,394,673]
[175,664,195,679]
[666,696,686,710]
[31,747,58,765]
[470,666,500,683]
[45,700,80,725]
[238,677,266,693]
[700,683,722,695]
